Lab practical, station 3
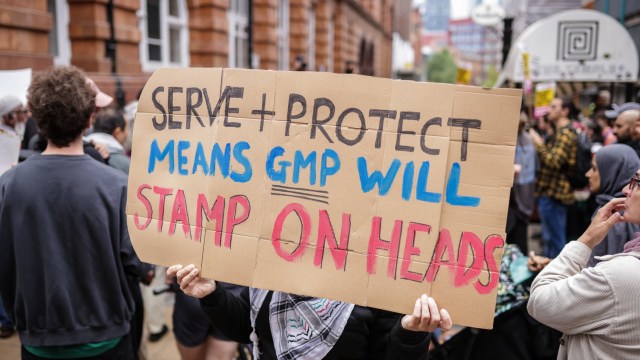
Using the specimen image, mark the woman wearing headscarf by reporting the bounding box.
[585,144,640,266]
[168,265,452,360]
[527,171,640,359]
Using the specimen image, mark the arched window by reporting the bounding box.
[139,0,189,71]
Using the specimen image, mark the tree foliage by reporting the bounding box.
[426,49,456,84]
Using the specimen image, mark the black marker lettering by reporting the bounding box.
[311,98,335,143]
[168,87,183,129]
[420,117,442,155]
[369,109,397,149]
[286,93,306,136]
[447,118,481,161]
[396,111,419,152]
[151,86,167,130]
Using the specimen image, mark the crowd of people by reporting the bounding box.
[0,65,639,360]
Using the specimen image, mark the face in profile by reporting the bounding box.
[586,156,600,194]
[623,169,640,223]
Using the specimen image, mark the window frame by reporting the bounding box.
[228,0,250,68]
[49,0,71,66]
[139,0,190,72]
[277,0,290,70]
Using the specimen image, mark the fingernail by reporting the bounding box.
[421,294,428,301]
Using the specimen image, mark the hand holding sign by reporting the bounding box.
[401,294,452,333]
[168,264,216,299]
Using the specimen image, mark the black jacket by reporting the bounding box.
[0,155,145,346]
[200,286,431,359]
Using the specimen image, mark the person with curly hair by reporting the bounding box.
[0,66,147,359]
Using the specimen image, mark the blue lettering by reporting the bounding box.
[320,149,340,187]
[148,139,174,174]
[357,157,401,196]
[401,162,414,200]
[445,162,480,207]
[266,146,290,183]
[416,161,441,203]
[231,141,252,183]
[293,150,317,185]
[192,142,209,175]
[209,143,231,178]
[177,141,190,175]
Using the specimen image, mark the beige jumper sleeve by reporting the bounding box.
[527,241,615,336]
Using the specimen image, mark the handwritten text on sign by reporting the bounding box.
[126,68,521,329]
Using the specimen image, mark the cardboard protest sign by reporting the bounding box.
[126,68,521,329]
[0,128,20,176]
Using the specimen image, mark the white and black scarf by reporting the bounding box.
[249,288,354,360]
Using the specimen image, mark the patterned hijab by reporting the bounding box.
[249,288,354,360]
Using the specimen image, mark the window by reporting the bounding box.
[48,0,71,66]
[139,0,189,71]
[278,0,290,70]
[228,0,250,68]
[307,5,315,71]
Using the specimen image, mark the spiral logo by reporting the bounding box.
[557,21,599,61]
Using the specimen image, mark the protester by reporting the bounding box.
[0,66,146,359]
[506,111,537,253]
[585,144,640,266]
[430,244,561,360]
[345,60,357,74]
[0,95,27,136]
[528,181,640,358]
[529,97,578,258]
[172,284,240,360]
[593,111,616,146]
[609,103,640,156]
[168,264,452,360]
[294,55,308,71]
[86,108,131,174]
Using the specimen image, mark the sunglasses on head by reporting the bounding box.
[629,175,640,192]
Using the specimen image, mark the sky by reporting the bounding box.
[414,0,503,20]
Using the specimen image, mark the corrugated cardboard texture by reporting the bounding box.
[126,68,522,329]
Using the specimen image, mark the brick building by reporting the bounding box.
[0,0,394,105]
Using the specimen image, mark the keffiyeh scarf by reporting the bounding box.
[249,288,354,360]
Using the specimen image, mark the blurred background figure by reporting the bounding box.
[506,110,537,254]
[0,95,27,137]
[294,55,307,71]
[593,111,617,146]
[345,60,357,74]
[86,108,130,174]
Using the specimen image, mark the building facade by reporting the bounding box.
[0,0,394,105]
[448,18,501,85]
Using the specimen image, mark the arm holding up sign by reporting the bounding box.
[168,264,452,360]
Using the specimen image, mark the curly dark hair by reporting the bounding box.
[28,66,95,147]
